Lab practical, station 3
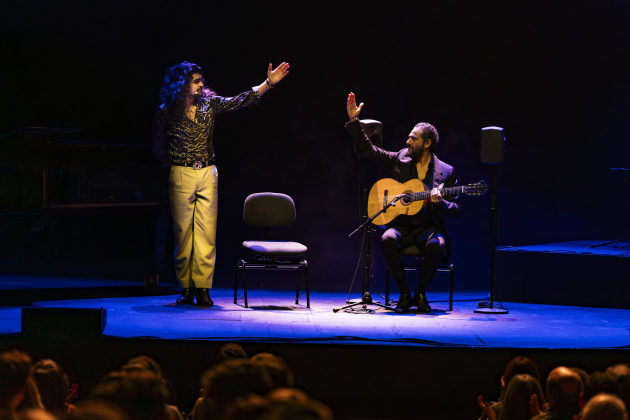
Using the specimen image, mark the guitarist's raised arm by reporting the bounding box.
[344,92,398,169]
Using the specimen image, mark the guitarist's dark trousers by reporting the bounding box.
[381,227,446,293]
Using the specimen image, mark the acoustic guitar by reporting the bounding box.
[367,178,488,226]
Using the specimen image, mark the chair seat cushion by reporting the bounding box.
[243,241,307,257]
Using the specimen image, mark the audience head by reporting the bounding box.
[586,371,622,403]
[217,343,247,362]
[499,374,546,420]
[200,358,273,419]
[123,356,164,379]
[223,393,269,420]
[546,366,583,418]
[31,359,69,414]
[249,353,294,389]
[0,350,34,410]
[501,356,540,398]
[91,370,170,420]
[608,365,630,411]
[66,400,130,420]
[263,388,333,420]
[570,367,590,390]
[16,408,57,420]
[582,393,627,420]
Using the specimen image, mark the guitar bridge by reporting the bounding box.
[383,190,388,212]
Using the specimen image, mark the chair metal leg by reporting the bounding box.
[385,266,390,306]
[242,264,248,308]
[295,266,300,304]
[304,261,310,308]
[449,265,454,311]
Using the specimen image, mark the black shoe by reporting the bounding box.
[395,293,412,313]
[414,293,432,313]
[195,288,214,307]
[176,287,196,305]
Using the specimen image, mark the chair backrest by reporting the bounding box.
[243,193,296,227]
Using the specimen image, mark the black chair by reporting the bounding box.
[235,193,309,308]
[385,245,454,311]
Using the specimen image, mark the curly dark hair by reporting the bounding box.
[159,61,215,122]
[414,122,439,152]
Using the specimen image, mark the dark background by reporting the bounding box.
[1,0,629,292]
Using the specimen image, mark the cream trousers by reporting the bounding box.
[168,165,218,289]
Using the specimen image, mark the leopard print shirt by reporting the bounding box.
[152,88,260,165]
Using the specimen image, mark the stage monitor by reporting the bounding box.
[22,307,107,338]
[481,126,505,165]
[354,119,383,156]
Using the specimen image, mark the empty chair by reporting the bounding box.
[235,193,309,308]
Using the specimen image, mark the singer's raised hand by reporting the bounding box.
[347,92,363,122]
[268,62,289,85]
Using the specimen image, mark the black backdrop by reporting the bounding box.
[2,0,629,292]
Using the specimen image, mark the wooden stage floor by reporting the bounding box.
[1,275,629,349]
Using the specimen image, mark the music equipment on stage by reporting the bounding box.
[366,178,488,226]
[475,126,509,314]
[481,126,505,165]
[22,307,107,338]
[338,119,400,314]
[354,119,383,156]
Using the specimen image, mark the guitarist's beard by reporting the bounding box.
[408,141,428,159]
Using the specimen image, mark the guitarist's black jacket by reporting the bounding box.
[345,119,460,257]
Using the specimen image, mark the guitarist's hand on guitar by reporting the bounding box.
[346,92,364,122]
[430,184,444,206]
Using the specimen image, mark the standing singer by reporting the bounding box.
[152,61,289,306]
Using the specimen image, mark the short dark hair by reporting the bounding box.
[250,353,294,389]
[124,355,164,378]
[91,371,169,420]
[607,364,630,411]
[217,343,247,362]
[0,350,32,407]
[585,371,621,402]
[414,122,439,152]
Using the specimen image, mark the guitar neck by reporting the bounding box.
[407,186,465,202]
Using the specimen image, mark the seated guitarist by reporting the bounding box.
[345,92,460,313]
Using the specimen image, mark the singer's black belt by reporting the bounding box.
[170,159,215,169]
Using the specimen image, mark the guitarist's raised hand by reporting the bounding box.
[347,92,364,122]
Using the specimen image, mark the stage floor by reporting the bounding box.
[1,275,629,349]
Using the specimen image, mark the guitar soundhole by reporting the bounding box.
[401,190,413,206]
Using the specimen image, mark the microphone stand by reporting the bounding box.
[474,165,509,314]
[333,196,405,314]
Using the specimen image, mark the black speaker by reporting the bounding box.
[481,126,505,165]
[22,307,107,337]
[354,119,383,156]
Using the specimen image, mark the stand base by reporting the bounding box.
[334,292,402,314]
[344,306,375,314]
[474,307,510,314]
